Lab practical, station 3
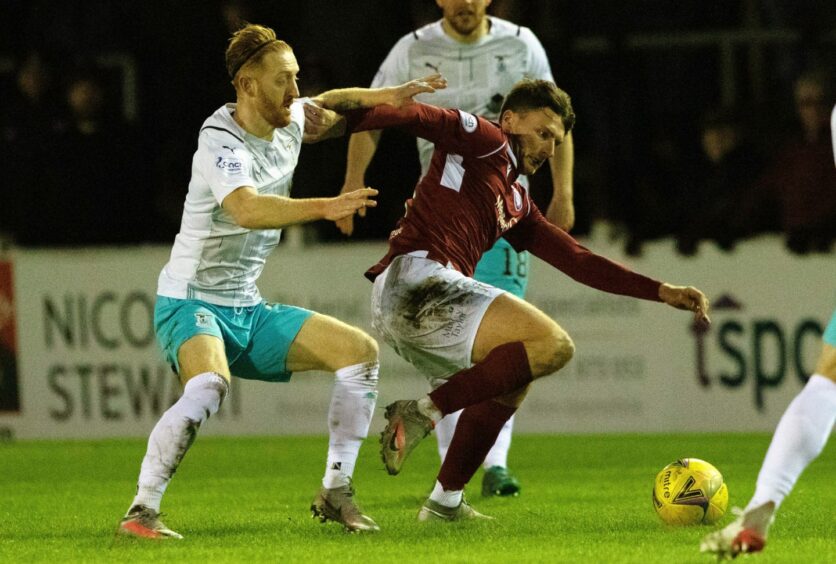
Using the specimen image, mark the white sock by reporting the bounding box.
[429,480,463,508]
[417,395,443,424]
[322,362,379,489]
[483,414,514,469]
[747,375,836,513]
[131,372,228,513]
[435,410,461,463]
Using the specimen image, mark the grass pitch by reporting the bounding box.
[1,433,833,563]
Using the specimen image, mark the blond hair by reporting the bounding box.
[226,23,290,82]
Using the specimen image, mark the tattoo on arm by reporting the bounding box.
[330,99,363,113]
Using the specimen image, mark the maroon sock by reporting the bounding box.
[429,341,532,415]
[437,399,518,491]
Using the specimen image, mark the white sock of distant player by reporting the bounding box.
[322,362,379,489]
[435,410,461,462]
[746,375,836,515]
[437,411,514,468]
[483,415,514,469]
[430,480,463,508]
[130,372,228,513]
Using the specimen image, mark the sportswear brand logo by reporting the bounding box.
[425,61,441,73]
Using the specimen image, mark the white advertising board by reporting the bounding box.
[0,234,831,439]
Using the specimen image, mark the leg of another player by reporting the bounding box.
[435,409,521,497]
[422,292,574,419]
[481,416,521,497]
[286,314,381,532]
[422,295,572,514]
[121,334,231,539]
[746,344,836,516]
[701,342,836,557]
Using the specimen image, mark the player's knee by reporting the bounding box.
[340,327,379,366]
[530,329,574,378]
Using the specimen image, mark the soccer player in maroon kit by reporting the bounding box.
[344,79,712,521]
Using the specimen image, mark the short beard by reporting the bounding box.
[257,91,290,129]
[449,13,481,36]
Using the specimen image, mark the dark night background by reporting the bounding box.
[1,0,834,254]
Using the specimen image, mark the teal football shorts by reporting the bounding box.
[154,296,314,382]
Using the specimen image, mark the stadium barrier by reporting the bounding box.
[0,234,831,439]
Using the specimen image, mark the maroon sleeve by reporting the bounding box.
[503,205,663,302]
[345,103,505,157]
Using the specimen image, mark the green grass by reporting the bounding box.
[1,434,833,563]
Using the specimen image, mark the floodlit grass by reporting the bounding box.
[1,434,833,563]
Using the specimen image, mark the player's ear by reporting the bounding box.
[238,73,256,97]
[500,109,516,131]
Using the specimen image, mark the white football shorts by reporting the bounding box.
[371,254,504,381]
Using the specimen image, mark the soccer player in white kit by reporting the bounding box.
[700,104,836,558]
[116,23,445,538]
[339,0,575,498]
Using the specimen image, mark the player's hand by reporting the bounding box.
[302,103,344,142]
[386,73,448,108]
[659,283,711,328]
[325,187,378,222]
[335,179,368,235]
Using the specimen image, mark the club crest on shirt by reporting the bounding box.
[512,186,523,211]
[194,312,214,328]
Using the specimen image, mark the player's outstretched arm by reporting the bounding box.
[302,74,445,147]
[505,206,711,329]
[658,283,711,328]
[221,186,377,230]
[302,103,346,143]
[311,74,446,113]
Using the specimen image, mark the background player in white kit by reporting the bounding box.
[700,104,836,559]
[116,23,445,538]
[340,0,574,498]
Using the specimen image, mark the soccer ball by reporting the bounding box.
[652,458,728,525]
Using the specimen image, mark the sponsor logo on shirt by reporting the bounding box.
[216,155,243,174]
[495,195,521,232]
[459,111,478,133]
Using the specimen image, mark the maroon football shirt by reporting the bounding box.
[346,103,661,302]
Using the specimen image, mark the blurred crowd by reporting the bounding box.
[1,0,834,255]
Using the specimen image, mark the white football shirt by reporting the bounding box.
[372,16,554,173]
[157,102,305,306]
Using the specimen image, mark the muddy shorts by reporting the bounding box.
[371,254,504,381]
